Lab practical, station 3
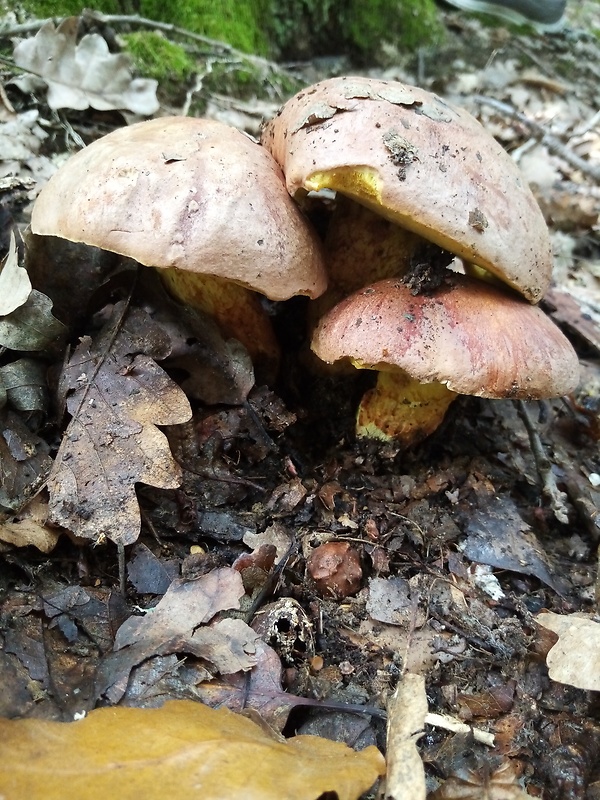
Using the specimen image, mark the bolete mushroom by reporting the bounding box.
[262,75,551,303]
[312,277,580,444]
[31,116,326,379]
[262,76,578,442]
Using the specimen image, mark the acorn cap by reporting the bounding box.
[32,116,326,301]
[311,277,580,399]
[262,76,551,303]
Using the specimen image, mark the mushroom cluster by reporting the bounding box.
[31,78,579,448]
[262,76,579,445]
[31,116,327,381]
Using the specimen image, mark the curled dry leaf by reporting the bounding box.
[536,612,600,691]
[307,541,363,598]
[0,496,59,553]
[95,567,256,703]
[13,17,159,115]
[0,233,31,316]
[0,699,386,800]
[48,304,191,546]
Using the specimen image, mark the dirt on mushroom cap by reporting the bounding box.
[262,76,552,304]
[31,116,327,302]
[311,277,580,399]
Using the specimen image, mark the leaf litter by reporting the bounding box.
[48,303,191,546]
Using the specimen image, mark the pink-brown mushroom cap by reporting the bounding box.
[32,117,326,301]
[262,76,551,304]
[311,277,580,399]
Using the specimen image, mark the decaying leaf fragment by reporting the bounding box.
[0,358,48,413]
[13,17,159,115]
[0,289,67,352]
[48,304,191,545]
[0,409,52,512]
[95,567,257,703]
[536,612,600,691]
[0,496,58,553]
[0,699,386,800]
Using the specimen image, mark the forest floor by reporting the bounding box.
[0,3,599,798]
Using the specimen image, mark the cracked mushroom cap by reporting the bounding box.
[311,277,580,399]
[31,116,326,301]
[262,76,551,304]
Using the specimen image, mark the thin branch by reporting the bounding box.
[473,94,600,183]
[516,400,570,524]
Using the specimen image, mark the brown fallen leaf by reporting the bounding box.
[95,567,257,703]
[0,699,386,800]
[0,409,52,512]
[48,304,192,546]
[430,759,530,799]
[0,496,58,553]
[13,17,159,115]
[307,541,363,598]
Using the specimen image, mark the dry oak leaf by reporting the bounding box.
[95,567,257,703]
[48,305,191,546]
[13,17,159,115]
[536,611,600,691]
[0,699,386,800]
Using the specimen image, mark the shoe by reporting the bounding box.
[442,0,567,31]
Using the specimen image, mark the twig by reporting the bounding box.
[515,400,570,523]
[473,94,600,183]
[424,712,495,747]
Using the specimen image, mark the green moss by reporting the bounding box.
[122,31,195,81]
[138,0,271,56]
[17,0,444,64]
[18,0,272,55]
[265,0,445,61]
[19,0,122,17]
[344,0,444,55]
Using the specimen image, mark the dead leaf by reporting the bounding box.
[385,673,427,800]
[367,576,412,625]
[0,699,385,800]
[462,495,569,595]
[95,568,256,702]
[0,409,52,512]
[0,496,58,553]
[536,612,600,691]
[127,543,179,595]
[48,304,192,546]
[429,759,530,799]
[0,109,48,165]
[0,358,48,413]
[13,18,159,115]
[0,233,31,315]
[0,290,66,352]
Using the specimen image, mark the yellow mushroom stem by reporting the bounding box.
[355,369,457,446]
[309,190,460,442]
[160,268,280,382]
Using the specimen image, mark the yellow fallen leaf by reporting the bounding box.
[0,699,385,800]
